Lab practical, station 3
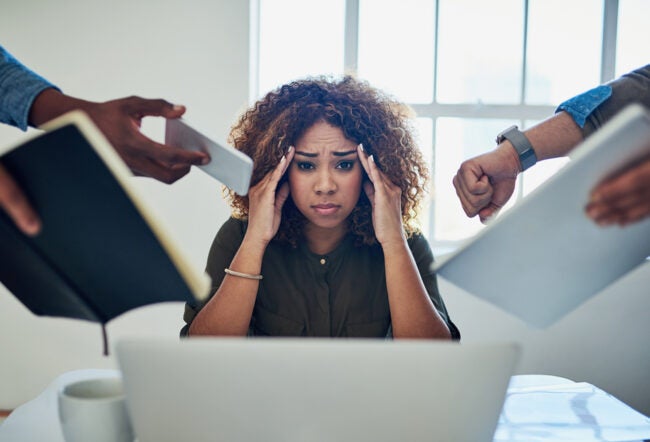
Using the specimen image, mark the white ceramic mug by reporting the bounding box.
[58,376,134,442]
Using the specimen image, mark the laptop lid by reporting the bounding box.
[116,338,520,442]
[434,104,650,328]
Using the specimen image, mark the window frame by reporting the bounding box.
[252,0,622,250]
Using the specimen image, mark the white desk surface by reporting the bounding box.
[495,375,650,441]
[1,371,649,442]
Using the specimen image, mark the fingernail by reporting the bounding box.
[172,104,185,112]
[23,217,42,236]
[369,154,375,163]
[287,145,294,154]
[359,143,364,152]
[280,155,286,163]
[201,155,210,165]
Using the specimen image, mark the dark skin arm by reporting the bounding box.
[28,89,209,183]
[1,88,209,235]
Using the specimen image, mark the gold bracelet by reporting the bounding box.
[224,268,263,280]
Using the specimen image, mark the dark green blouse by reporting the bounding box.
[182,217,460,339]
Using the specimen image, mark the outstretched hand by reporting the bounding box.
[29,90,211,184]
[586,155,650,226]
[3,91,213,236]
[357,144,405,246]
[83,96,209,184]
[245,146,295,246]
[452,144,520,223]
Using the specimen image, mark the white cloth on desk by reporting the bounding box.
[0,369,119,442]
[495,375,650,441]
[1,372,649,442]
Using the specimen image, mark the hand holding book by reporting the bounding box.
[0,111,211,354]
[1,92,212,236]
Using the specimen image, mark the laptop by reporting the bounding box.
[116,338,520,442]
[435,104,650,328]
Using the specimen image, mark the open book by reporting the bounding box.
[0,111,210,328]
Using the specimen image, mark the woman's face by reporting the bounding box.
[288,121,363,231]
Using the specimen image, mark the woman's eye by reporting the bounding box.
[297,162,315,170]
[336,160,355,170]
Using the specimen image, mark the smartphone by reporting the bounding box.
[165,119,253,195]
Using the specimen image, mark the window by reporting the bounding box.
[256,0,345,96]
[253,0,646,249]
[616,0,650,77]
[437,0,524,105]
[357,0,434,104]
[525,0,602,104]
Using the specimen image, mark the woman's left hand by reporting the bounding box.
[357,144,405,247]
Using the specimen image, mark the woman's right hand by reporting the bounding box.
[244,146,294,247]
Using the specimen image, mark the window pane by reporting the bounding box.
[434,118,518,241]
[526,0,602,105]
[358,0,434,103]
[258,0,345,96]
[616,0,650,77]
[436,0,523,104]
[522,157,570,196]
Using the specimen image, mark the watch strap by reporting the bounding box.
[497,126,537,171]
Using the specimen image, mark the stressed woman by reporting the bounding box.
[182,76,459,340]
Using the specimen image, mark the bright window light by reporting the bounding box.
[436,0,523,104]
[358,0,435,104]
[526,0,602,104]
[616,0,650,77]
[258,0,345,97]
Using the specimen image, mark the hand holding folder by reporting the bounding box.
[0,111,212,352]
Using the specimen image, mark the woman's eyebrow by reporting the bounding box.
[295,151,318,158]
[332,150,357,157]
[294,149,357,158]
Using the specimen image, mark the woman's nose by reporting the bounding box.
[314,170,336,194]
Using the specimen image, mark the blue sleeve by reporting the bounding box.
[0,45,60,131]
[555,85,612,128]
[556,64,650,137]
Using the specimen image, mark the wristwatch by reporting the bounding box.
[495,125,537,171]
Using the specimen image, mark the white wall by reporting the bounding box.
[1,0,649,418]
[0,0,248,407]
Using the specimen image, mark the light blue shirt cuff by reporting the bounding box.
[0,46,59,131]
[555,85,612,128]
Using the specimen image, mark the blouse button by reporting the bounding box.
[320,258,326,265]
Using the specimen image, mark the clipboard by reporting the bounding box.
[434,104,650,327]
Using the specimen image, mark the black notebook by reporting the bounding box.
[0,111,210,326]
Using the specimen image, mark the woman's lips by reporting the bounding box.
[312,203,340,215]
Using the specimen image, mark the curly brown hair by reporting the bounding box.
[226,75,429,247]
